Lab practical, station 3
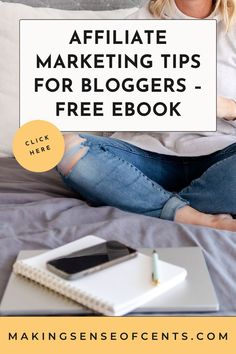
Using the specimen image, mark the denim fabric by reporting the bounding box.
[58,134,236,220]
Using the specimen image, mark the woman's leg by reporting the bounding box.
[177,153,236,231]
[57,133,188,221]
[57,133,236,231]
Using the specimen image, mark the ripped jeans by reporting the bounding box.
[57,133,236,221]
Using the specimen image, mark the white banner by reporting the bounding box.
[20,19,216,132]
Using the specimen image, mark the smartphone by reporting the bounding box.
[46,240,137,280]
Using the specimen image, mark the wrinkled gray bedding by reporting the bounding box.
[1,0,146,10]
[0,157,236,315]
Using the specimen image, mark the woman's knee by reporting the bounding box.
[195,154,236,188]
[64,133,86,146]
[214,154,236,185]
[181,154,236,213]
[57,133,89,176]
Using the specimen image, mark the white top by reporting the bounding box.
[111,0,236,156]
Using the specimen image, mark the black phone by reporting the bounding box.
[46,240,137,280]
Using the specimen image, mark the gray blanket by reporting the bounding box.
[0,157,235,315]
[1,0,146,10]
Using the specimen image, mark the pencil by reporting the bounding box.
[152,250,160,285]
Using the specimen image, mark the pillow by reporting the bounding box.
[0,1,138,157]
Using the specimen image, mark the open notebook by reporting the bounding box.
[13,236,187,316]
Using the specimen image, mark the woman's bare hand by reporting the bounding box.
[217,96,236,120]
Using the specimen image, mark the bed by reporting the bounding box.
[0,157,236,315]
[0,0,235,316]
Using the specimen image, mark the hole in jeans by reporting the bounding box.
[57,134,89,176]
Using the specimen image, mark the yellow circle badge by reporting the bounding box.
[13,120,65,172]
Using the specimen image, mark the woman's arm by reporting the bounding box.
[217,96,236,120]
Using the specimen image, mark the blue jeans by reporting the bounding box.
[58,134,236,221]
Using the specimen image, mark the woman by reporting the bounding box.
[57,0,236,231]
